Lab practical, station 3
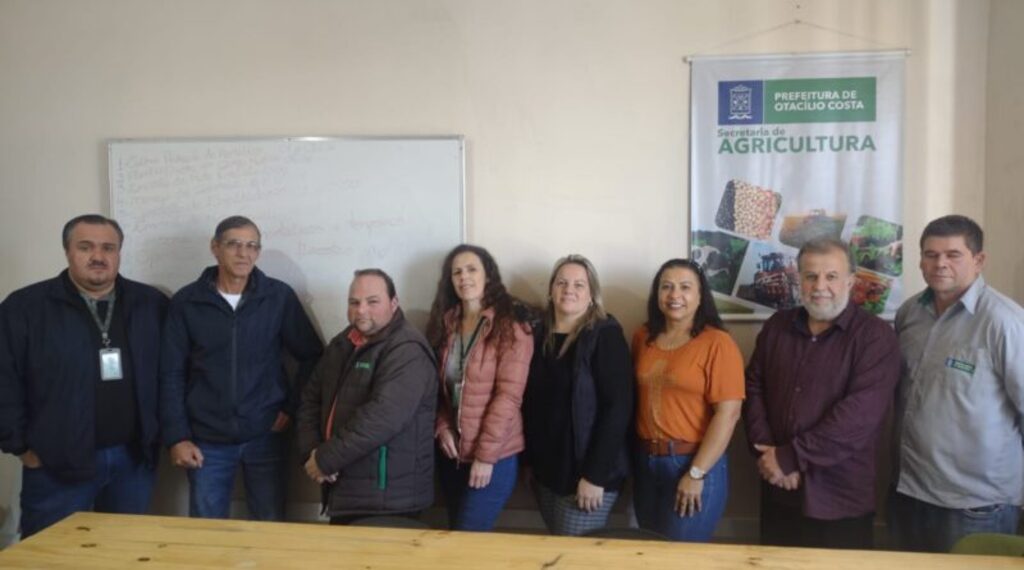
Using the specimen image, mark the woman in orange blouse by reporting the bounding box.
[632,258,745,541]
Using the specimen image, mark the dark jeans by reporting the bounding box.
[887,490,1021,553]
[760,491,874,549]
[632,450,729,542]
[20,444,155,539]
[438,454,518,531]
[187,432,286,521]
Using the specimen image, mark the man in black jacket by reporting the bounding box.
[297,269,436,524]
[160,216,322,521]
[0,214,168,538]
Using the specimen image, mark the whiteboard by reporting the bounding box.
[109,137,464,338]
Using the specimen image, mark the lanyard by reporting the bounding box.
[458,317,485,372]
[83,291,116,348]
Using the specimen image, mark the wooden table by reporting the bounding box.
[0,512,1020,569]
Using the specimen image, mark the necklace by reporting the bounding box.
[459,317,485,371]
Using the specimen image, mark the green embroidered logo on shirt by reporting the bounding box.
[945,358,975,375]
[355,361,372,370]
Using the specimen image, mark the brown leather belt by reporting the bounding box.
[637,438,698,456]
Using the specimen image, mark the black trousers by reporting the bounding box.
[760,493,874,550]
[329,511,423,526]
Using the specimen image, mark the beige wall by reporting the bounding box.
[0,0,1014,543]
[985,0,1024,302]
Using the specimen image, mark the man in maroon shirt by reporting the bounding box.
[743,238,900,549]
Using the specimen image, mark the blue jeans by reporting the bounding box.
[632,450,728,542]
[438,454,518,531]
[887,490,1022,553]
[20,445,155,539]
[188,433,286,520]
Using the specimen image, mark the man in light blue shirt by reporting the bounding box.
[889,215,1024,553]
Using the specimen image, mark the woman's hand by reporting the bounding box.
[675,473,703,517]
[438,429,459,459]
[576,477,604,512]
[468,460,493,489]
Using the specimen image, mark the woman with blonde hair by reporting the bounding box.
[522,254,633,536]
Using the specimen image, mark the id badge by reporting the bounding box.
[99,348,123,381]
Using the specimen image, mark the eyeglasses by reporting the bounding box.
[221,239,262,253]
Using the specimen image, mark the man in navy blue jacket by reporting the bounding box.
[0,214,168,538]
[160,215,323,521]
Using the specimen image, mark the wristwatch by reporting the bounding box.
[688,465,706,480]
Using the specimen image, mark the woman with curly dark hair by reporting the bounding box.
[426,244,533,531]
[631,258,744,541]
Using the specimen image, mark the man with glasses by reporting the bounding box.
[0,214,167,538]
[160,215,322,521]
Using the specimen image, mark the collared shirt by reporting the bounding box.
[895,276,1024,509]
[743,303,901,520]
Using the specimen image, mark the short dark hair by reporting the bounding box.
[644,258,724,343]
[353,268,397,299]
[920,215,984,254]
[797,238,855,274]
[62,214,124,251]
[213,215,261,242]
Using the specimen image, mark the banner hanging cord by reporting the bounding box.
[685,18,910,63]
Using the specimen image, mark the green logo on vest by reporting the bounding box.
[355,361,372,370]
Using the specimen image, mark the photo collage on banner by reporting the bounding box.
[689,52,905,319]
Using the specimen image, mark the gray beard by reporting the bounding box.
[803,297,849,322]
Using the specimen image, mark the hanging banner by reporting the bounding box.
[690,51,905,320]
